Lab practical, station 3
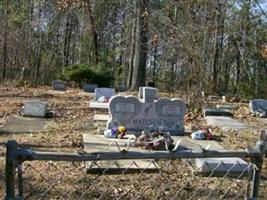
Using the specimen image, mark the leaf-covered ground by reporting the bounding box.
[0,85,266,199]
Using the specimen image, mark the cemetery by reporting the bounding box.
[1,84,267,199]
[0,1,266,199]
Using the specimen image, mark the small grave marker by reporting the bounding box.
[203,108,233,117]
[249,99,267,117]
[95,88,115,102]
[83,83,98,93]
[107,87,186,135]
[138,86,159,99]
[52,80,67,91]
[22,100,48,118]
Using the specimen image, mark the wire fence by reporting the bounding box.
[4,131,267,200]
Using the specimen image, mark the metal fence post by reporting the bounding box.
[5,140,18,200]
[250,139,265,198]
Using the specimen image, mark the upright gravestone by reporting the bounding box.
[22,100,48,118]
[94,88,116,102]
[138,86,159,99]
[107,87,186,135]
[52,80,67,91]
[249,99,267,117]
[83,83,98,93]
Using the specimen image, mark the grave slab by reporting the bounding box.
[89,101,109,109]
[205,116,249,131]
[83,134,160,173]
[194,157,251,178]
[208,95,222,101]
[203,108,233,117]
[107,93,186,135]
[93,114,110,121]
[52,80,67,91]
[0,116,48,133]
[22,100,48,117]
[172,137,251,177]
[216,104,239,110]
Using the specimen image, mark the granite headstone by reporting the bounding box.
[138,86,159,99]
[83,84,98,93]
[94,88,116,101]
[22,100,48,117]
[52,80,67,91]
[249,99,267,117]
[107,89,186,135]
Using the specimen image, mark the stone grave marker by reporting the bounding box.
[0,116,48,133]
[195,157,251,177]
[83,83,98,93]
[205,116,249,131]
[52,80,67,91]
[249,99,267,117]
[138,86,159,99]
[22,100,48,118]
[203,108,233,117]
[216,104,239,110]
[94,88,116,102]
[107,87,186,135]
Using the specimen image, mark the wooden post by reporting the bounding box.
[5,140,18,200]
[250,131,267,198]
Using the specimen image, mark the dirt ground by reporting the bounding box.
[0,85,266,199]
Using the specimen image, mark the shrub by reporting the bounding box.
[60,64,114,87]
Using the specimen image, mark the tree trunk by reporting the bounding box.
[127,5,137,88]
[130,0,149,91]
[87,0,99,65]
[212,0,223,92]
[2,0,9,81]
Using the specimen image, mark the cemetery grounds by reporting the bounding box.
[0,85,267,199]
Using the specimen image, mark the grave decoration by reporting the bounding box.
[106,87,186,135]
[52,80,67,91]
[22,100,48,118]
[104,126,127,139]
[135,126,174,150]
[191,127,213,140]
[249,99,267,117]
[94,88,116,102]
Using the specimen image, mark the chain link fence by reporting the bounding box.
[5,132,267,200]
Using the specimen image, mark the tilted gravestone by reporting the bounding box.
[107,87,186,135]
[22,100,48,117]
[249,99,267,117]
[83,83,98,93]
[52,80,67,91]
[94,88,116,102]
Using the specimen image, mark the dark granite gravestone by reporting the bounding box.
[249,99,267,117]
[52,80,67,91]
[83,84,98,93]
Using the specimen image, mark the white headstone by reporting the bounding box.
[107,93,186,135]
[94,88,115,101]
[249,99,267,117]
[138,87,159,99]
[52,80,67,91]
[22,100,48,117]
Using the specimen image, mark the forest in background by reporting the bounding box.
[0,0,266,99]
